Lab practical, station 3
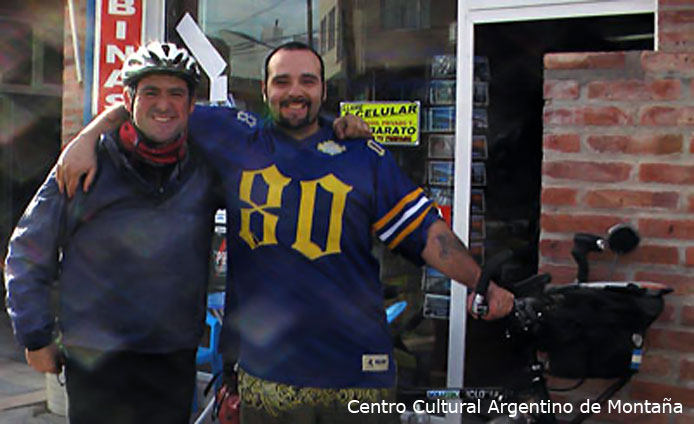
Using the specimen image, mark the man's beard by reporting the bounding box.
[275,98,319,130]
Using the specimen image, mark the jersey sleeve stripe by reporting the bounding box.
[372,188,424,232]
[378,196,430,242]
[387,204,434,250]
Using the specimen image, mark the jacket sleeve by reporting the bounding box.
[4,169,66,350]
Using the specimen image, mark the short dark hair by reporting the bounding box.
[263,41,325,85]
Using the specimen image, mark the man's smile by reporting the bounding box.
[152,115,175,123]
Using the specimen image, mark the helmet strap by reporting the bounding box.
[118,121,187,166]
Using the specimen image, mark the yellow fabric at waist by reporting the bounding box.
[238,368,394,417]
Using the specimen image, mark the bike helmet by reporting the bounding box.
[121,41,201,89]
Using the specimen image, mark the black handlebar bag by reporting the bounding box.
[536,283,668,379]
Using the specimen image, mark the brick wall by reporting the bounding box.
[659,0,694,52]
[540,2,694,421]
[62,0,87,146]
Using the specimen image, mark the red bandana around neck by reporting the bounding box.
[118,121,187,165]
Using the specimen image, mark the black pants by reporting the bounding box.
[64,347,196,424]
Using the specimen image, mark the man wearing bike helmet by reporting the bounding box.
[4,42,221,424]
[56,41,514,424]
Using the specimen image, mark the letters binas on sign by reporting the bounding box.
[93,0,143,114]
[109,0,137,15]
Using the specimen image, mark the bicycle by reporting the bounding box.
[402,223,672,423]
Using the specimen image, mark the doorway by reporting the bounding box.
[464,12,654,388]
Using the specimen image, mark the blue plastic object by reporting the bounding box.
[206,291,225,310]
[196,292,225,377]
[193,292,225,411]
[386,300,407,323]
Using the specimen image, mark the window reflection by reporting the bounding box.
[0,19,33,86]
[380,0,431,30]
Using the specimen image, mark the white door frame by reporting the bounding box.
[144,0,166,42]
[445,1,655,423]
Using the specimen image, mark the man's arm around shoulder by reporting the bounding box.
[56,103,127,197]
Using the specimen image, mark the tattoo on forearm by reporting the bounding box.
[435,232,467,260]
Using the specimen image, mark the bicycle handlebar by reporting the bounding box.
[572,233,605,283]
[471,249,514,317]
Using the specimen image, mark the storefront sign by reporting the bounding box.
[92,0,144,114]
[340,101,420,146]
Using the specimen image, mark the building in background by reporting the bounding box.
[3,1,688,422]
[0,0,63,267]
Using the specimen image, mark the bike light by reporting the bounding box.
[606,223,640,254]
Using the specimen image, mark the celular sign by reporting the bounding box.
[340,101,420,146]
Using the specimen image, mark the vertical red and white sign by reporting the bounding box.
[92,0,144,115]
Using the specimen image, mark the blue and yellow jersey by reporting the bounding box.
[190,106,440,388]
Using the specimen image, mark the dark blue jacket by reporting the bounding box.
[4,132,219,353]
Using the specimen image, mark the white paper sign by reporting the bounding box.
[176,13,228,102]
